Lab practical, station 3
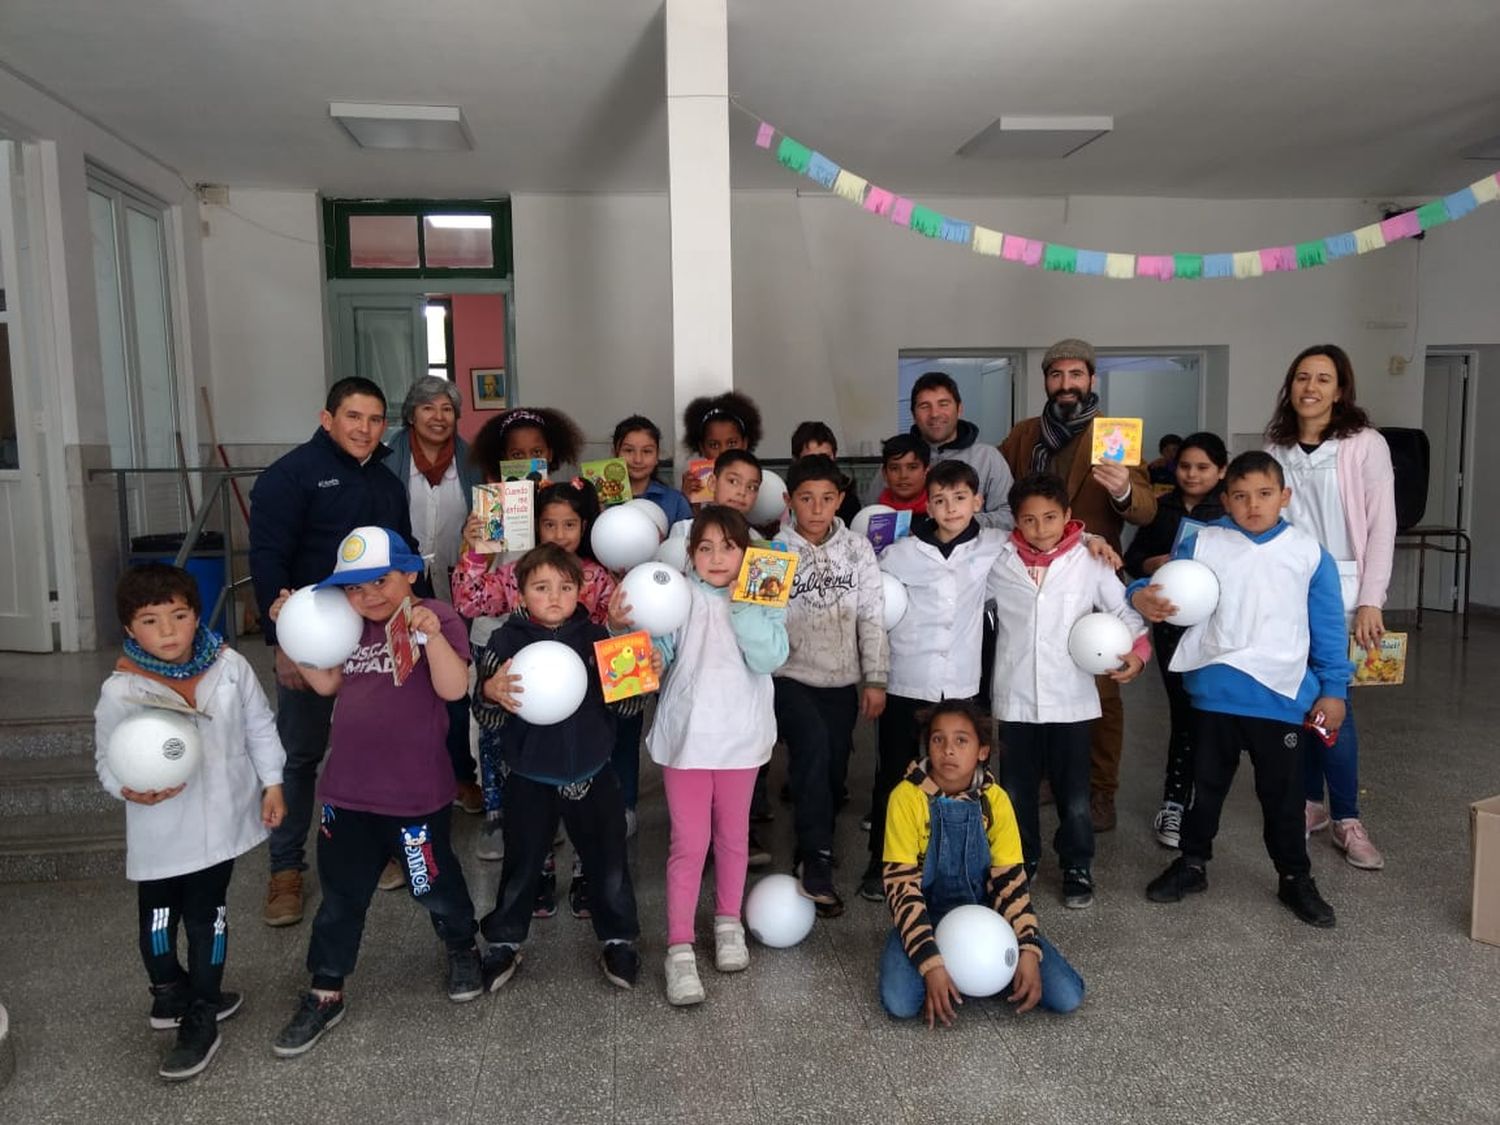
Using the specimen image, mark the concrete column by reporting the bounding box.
[665,0,732,470]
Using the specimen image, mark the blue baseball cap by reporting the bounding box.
[315,526,425,587]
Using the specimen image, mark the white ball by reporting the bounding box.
[107,710,202,793]
[747,469,788,526]
[508,640,589,726]
[744,873,817,949]
[276,585,365,669]
[654,534,690,573]
[619,562,691,636]
[1067,612,1135,676]
[934,904,1020,997]
[626,498,669,538]
[590,504,661,572]
[849,503,895,539]
[881,572,909,631]
[1152,558,1221,627]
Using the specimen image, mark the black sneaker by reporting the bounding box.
[447,946,483,1002]
[569,876,592,920]
[798,850,842,914]
[1062,868,1095,909]
[1278,874,1336,928]
[1146,856,1208,903]
[149,982,244,1030]
[158,1000,220,1081]
[272,992,345,1058]
[533,864,558,919]
[857,866,884,903]
[482,944,522,992]
[746,829,772,869]
[601,941,640,989]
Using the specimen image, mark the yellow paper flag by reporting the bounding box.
[831,169,868,205]
[971,226,1004,256]
[1469,174,1500,204]
[1104,253,1136,279]
[1232,251,1263,279]
[1353,224,1387,253]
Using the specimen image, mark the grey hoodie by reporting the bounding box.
[776,519,889,689]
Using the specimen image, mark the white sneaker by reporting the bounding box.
[664,945,705,1006]
[713,917,750,973]
[1152,802,1183,848]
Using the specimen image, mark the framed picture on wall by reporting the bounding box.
[472,367,508,410]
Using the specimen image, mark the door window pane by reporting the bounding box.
[423,214,493,269]
[0,325,16,469]
[353,305,419,407]
[349,214,420,269]
[88,189,135,468]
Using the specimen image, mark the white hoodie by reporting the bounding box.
[776,519,889,689]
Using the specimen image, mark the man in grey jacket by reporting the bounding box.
[909,371,1014,531]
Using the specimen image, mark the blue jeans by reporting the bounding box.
[1304,697,1359,820]
[268,683,336,873]
[876,786,1083,1018]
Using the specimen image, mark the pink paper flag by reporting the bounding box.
[1000,235,1027,262]
[1021,238,1045,267]
[1379,210,1421,242]
[1137,255,1175,280]
[889,197,914,226]
[754,122,775,149]
[1260,246,1297,272]
[864,186,895,216]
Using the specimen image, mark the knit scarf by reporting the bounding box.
[1031,391,1101,473]
[410,436,456,488]
[123,623,224,679]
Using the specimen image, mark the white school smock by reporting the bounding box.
[1272,440,1359,615]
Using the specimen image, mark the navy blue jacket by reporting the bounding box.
[249,428,415,646]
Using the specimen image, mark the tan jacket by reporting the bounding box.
[998,417,1157,553]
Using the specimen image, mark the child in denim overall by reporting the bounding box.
[878,700,1085,1026]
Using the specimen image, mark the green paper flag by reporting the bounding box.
[1173,254,1204,280]
[776,137,811,174]
[1043,244,1078,272]
[909,205,943,237]
[1295,240,1326,269]
[1416,200,1449,230]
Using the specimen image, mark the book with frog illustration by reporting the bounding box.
[594,632,660,703]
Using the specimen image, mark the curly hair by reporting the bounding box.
[682,391,763,455]
[1264,344,1371,446]
[470,407,585,476]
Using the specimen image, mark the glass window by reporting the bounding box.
[349,214,420,269]
[898,353,1019,443]
[423,214,493,269]
[0,324,16,470]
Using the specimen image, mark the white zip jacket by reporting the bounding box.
[986,539,1147,723]
[776,519,890,689]
[94,648,286,881]
[881,527,1008,700]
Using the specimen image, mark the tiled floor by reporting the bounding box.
[2,615,1498,1123]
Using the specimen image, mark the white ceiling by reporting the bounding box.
[2,0,1498,199]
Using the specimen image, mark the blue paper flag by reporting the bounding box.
[805,152,839,189]
[1443,188,1479,221]
[1202,253,1234,279]
[939,218,973,244]
[1076,250,1108,276]
[1323,232,1358,260]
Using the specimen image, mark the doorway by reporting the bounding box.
[1421,351,1473,610]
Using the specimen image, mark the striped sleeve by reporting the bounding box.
[882,782,941,974]
[986,864,1042,961]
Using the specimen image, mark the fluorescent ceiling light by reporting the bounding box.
[426,215,492,229]
[329,102,473,151]
[957,115,1113,159]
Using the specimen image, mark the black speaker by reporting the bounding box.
[1380,427,1429,530]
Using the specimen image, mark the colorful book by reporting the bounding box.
[1090,418,1145,466]
[385,597,422,687]
[581,458,631,506]
[594,632,660,703]
[471,480,536,554]
[683,458,715,505]
[1349,632,1407,686]
[497,458,548,483]
[731,546,798,608]
[865,509,912,554]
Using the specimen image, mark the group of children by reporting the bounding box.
[97,387,1359,1074]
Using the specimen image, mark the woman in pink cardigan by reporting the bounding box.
[1266,344,1395,871]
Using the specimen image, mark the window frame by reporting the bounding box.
[324,198,512,279]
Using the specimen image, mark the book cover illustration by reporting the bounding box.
[1349,632,1407,686]
[594,632,660,703]
[683,458,715,505]
[385,597,422,687]
[581,458,631,506]
[731,547,798,608]
[1090,418,1145,466]
[865,509,912,554]
[471,481,535,554]
[497,458,548,483]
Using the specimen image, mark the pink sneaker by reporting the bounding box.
[1304,800,1331,837]
[1332,819,1384,870]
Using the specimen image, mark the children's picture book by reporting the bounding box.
[865,509,912,554]
[581,458,631,506]
[594,632,660,703]
[471,480,536,554]
[497,458,548,483]
[1171,517,1209,556]
[1349,632,1407,686]
[731,546,798,608]
[385,597,422,687]
[1090,418,1145,466]
[683,458,715,505]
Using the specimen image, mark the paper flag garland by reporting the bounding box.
[748,114,1500,281]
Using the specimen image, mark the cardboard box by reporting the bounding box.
[1472,795,1500,946]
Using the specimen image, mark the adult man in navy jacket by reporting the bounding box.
[250,377,414,926]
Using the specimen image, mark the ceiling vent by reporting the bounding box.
[329,103,473,151]
[957,115,1113,159]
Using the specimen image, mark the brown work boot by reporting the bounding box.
[377,858,405,891]
[264,870,304,927]
[454,782,484,815]
[1090,790,1117,833]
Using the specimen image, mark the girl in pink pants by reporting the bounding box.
[641,505,788,1006]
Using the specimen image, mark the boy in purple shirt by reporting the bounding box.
[266,527,482,1058]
